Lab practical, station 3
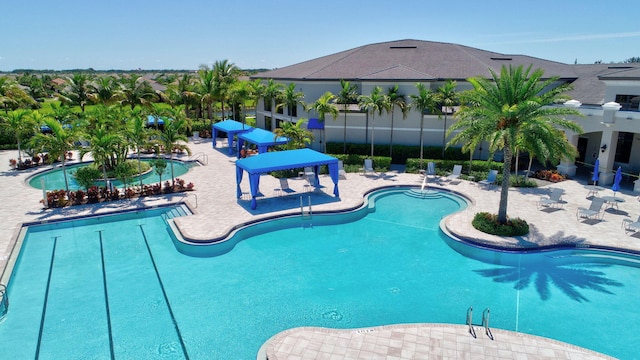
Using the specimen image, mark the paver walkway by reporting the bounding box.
[1,138,637,359]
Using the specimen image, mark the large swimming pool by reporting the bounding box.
[0,188,638,359]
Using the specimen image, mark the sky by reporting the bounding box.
[2,0,640,72]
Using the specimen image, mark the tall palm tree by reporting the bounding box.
[436,80,458,159]
[248,79,265,113]
[359,86,390,157]
[306,91,338,153]
[125,107,155,188]
[160,110,191,188]
[274,119,314,150]
[279,83,305,123]
[30,117,79,195]
[229,80,251,127]
[386,85,409,158]
[79,126,123,187]
[1,109,35,164]
[213,59,239,119]
[410,83,440,169]
[262,79,284,131]
[452,65,583,224]
[197,65,216,121]
[335,79,359,153]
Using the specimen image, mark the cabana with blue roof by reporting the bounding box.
[235,148,340,210]
[146,115,165,128]
[236,128,289,158]
[212,120,252,154]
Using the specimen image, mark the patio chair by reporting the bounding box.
[622,216,640,233]
[576,197,606,221]
[361,159,376,175]
[446,164,462,182]
[304,173,318,192]
[338,160,347,180]
[274,178,295,196]
[537,187,565,209]
[479,170,498,188]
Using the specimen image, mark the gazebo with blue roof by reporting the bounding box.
[212,120,252,154]
[235,148,340,210]
[236,128,289,158]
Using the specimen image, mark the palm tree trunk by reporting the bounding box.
[419,114,425,169]
[498,144,512,224]
[342,111,347,153]
[370,114,375,157]
[389,105,395,158]
[137,152,143,188]
[170,154,175,188]
[441,113,447,159]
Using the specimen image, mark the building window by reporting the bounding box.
[288,105,297,117]
[614,94,640,111]
[614,132,633,163]
[276,101,284,114]
[264,99,272,112]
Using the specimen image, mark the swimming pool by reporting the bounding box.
[27,159,194,191]
[0,188,638,359]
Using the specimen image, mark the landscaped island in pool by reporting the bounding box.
[0,188,637,359]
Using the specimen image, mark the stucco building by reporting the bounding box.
[251,39,640,190]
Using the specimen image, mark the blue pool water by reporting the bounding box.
[1,189,638,359]
[27,159,193,191]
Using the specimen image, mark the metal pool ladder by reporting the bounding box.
[0,284,8,321]
[466,306,493,340]
[300,195,313,227]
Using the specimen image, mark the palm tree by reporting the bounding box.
[213,59,239,119]
[279,83,305,123]
[274,119,314,150]
[452,65,583,224]
[30,117,79,195]
[359,86,390,157]
[79,126,123,187]
[335,79,358,153]
[436,80,458,159]
[160,110,191,188]
[1,109,35,164]
[248,79,265,114]
[89,75,121,105]
[386,85,409,158]
[262,79,284,131]
[197,65,216,121]
[409,83,440,169]
[60,74,93,112]
[120,74,157,110]
[125,108,155,188]
[306,91,338,153]
[229,80,252,127]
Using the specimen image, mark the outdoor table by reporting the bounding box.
[601,196,625,210]
[584,185,604,198]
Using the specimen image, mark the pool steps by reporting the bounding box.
[466,306,493,340]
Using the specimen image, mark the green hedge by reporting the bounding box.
[325,142,467,164]
[472,212,529,236]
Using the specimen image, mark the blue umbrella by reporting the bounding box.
[592,159,600,185]
[612,166,622,196]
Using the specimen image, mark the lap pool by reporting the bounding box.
[0,188,637,359]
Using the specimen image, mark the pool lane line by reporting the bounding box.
[138,224,190,360]
[35,236,57,360]
[98,230,116,360]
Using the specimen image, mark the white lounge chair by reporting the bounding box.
[274,178,295,196]
[338,160,347,180]
[537,187,564,209]
[479,170,498,187]
[446,165,462,181]
[577,197,605,221]
[622,216,640,233]
[362,159,375,175]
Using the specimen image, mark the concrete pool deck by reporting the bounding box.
[1,138,637,359]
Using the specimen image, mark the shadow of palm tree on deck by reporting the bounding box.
[474,262,623,302]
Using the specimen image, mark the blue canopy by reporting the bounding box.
[235,148,340,209]
[612,166,622,194]
[307,118,324,129]
[592,158,600,185]
[147,115,165,126]
[212,120,252,154]
[237,128,289,158]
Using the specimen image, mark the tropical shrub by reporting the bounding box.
[472,212,529,236]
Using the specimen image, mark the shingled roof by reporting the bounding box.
[253,39,578,81]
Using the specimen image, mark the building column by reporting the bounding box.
[557,134,580,176]
[597,128,619,185]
